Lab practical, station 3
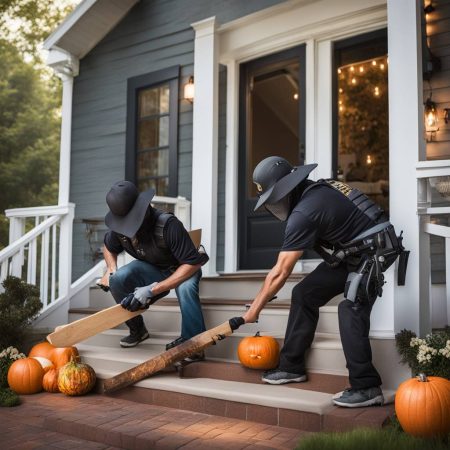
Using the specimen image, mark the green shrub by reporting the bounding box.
[0,276,42,349]
[296,428,449,450]
[395,328,450,379]
[0,388,20,407]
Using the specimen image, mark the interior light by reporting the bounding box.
[293,93,299,100]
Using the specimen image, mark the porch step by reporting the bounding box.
[70,300,341,335]
[76,327,347,375]
[179,360,350,394]
[92,368,395,432]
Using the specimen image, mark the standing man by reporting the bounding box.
[99,180,208,361]
[243,156,406,408]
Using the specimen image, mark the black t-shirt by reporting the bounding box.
[104,216,209,267]
[282,184,376,251]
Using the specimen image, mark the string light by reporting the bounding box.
[338,68,342,74]
[374,86,380,97]
[293,93,299,100]
[372,60,377,66]
[351,78,357,84]
[339,88,343,93]
[366,155,373,165]
[350,66,355,72]
[359,66,364,73]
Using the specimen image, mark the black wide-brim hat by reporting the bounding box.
[105,181,155,238]
[254,158,317,211]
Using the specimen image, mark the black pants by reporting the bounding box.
[278,262,382,389]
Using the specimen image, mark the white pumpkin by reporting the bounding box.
[31,356,55,373]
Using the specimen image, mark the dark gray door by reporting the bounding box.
[238,45,306,270]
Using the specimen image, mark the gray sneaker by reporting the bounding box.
[262,369,307,385]
[333,386,384,408]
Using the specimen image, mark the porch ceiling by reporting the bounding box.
[43,0,140,59]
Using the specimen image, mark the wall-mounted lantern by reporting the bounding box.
[184,76,195,103]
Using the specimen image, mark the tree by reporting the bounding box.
[0,39,60,248]
[0,0,78,248]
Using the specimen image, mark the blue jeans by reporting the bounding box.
[109,260,206,339]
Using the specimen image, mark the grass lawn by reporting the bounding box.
[296,428,449,450]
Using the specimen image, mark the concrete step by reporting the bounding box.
[76,328,348,375]
[72,299,341,335]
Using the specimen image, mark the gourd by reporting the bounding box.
[58,359,96,396]
[395,374,450,438]
[237,332,280,370]
[7,358,44,394]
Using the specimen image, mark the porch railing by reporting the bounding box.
[0,204,74,315]
[417,159,450,326]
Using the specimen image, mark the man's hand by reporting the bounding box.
[121,282,158,311]
[242,310,259,324]
[97,271,115,292]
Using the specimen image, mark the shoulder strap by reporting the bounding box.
[301,179,384,223]
[154,210,174,248]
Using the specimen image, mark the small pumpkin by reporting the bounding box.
[31,356,54,373]
[51,347,79,368]
[395,374,450,438]
[7,358,44,395]
[237,332,280,370]
[43,369,60,393]
[58,359,96,396]
[28,342,55,361]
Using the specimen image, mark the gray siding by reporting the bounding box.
[70,0,284,279]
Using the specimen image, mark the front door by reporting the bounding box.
[238,45,306,270]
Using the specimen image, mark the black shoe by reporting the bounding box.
[120,328,149,348]
[166,336,186,351]
[332,386,384,408]
[262,369,307,385]
[174,351,205,367]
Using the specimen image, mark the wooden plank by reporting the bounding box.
[47,304,143,347]
[103,320,235,393]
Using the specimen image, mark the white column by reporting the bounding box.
[191,17,219,275]
[305,39,317,176]
[58,203,75,299]
[224,60,239,273]
[388,0,429,335]
[47,49,79,206]
[57,74,74,206]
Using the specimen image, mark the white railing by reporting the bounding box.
[417,159,450,326]
[152,195,191,230]
[0,204,74,315]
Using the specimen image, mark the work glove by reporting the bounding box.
[121,282,170,312]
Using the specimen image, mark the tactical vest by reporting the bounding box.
[116,209,179,271]
[302,179,385,224]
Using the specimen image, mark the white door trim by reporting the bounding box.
[220,0,387,272]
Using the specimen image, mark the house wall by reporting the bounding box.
[70,0,284,279]
[425,0,450,286]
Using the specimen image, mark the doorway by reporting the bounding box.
[238,45,306,270]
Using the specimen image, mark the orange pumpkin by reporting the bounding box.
[58,359,96,396]
[395,374,450,438]
[31,356,54,373]
[51,347,79,368]
[29,342,55,361]
[7,358,44,394]
[237,332,280,370]
[43,369,60,393]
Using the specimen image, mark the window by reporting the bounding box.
[126,66,179,196]
[333,30,389,215]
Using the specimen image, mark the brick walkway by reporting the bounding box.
[0,393,309,450]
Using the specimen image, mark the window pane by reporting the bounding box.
[337,54,389,215]
[137,149,169,178]
[138,177,169,196]
[138,116,169,150]
[139,85,170,117]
